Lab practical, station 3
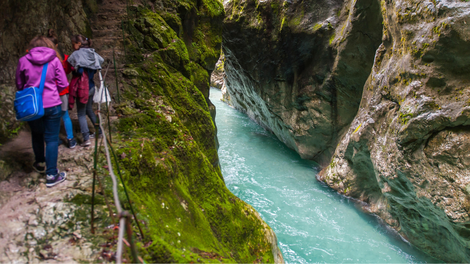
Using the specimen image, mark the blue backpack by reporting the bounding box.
[14,63,48,121]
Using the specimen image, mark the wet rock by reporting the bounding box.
[224,0,470,261]
[210,54,225,89]
[223,0,383,165]
[319,0,470,262]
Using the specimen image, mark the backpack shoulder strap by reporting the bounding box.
[39,62,49,90]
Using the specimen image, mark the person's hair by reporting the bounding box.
[28,35,54,50]
[27,35,63,61]
[46,29,63,61]
[47,29,59,45]
[71,34,92,48]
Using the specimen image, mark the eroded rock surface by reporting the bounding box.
[0,132,107,263]
[317,0,470,262]
[210,55,225,89]
[223,0,383,165]
[224,0,470,261]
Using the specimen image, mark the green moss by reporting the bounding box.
[290,16,302,27]
[201,0,224,17]
[270,1,279,10]
[66,193,105,205]
[83,0,99,16]
[280,17,286,31]
[312,23,322,31]
[113,4,276,263]
[353,124,362,134]
[399,112,413,125]
[270,1,280,16]
[329,159,337,169]
[292,94,311,111]
[329,33,336,45]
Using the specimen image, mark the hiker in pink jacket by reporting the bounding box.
[15,36,69,187]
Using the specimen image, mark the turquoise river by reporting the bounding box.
[210,88,439,263]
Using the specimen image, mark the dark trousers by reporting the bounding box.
[28,105,62,175]
[77,92,97,141]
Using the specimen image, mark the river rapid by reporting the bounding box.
[210,88,439,263]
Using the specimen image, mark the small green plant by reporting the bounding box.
[399,112,413,125]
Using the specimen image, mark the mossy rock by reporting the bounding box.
[113,2,278,263]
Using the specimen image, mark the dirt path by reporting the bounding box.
[0,130,111,262]
[0,1,135,261]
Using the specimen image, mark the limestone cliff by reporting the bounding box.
[115,3,281,262]
[319,0,470,262]
[211,54,225,89]
[0,0,281,262]
[223,0,383,165]
[223,0,470,262]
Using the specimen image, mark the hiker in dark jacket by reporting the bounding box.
[67,35,104,147]
[15,36,68,187]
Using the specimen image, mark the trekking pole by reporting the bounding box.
[113,47,121,103]
[106,137,144,239]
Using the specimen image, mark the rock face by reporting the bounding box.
[319,0,470,261]
[0,0,282,263]
[210,55,225,89]
[115,3,281,261]
[223,0,383,165]
[223,0,470,261]
[0,0,93,143]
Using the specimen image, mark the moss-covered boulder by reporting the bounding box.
[115,2,282,263]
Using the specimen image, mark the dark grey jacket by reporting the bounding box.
[67,48,104,70]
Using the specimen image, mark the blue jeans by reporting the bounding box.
[28,105,61,175]
[61,110,74,140]
[77,93,97,141]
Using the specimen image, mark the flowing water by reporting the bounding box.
[210,88,438,263]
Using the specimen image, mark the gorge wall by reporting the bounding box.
[223,0,470,261]
[0,0,282,262]
[223,0,383,165]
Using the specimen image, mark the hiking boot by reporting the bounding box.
[33,162,46,174]
[90,131,103,139]
[81,139,91,147]
[46,171,67,187]
[68,138,77,149]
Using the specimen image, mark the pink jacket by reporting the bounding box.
[15,47,69,108]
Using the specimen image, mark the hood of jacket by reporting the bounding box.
[67,48,104,70]
[25,47,57,65]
